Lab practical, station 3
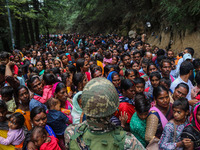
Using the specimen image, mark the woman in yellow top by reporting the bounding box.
[15,85,32,131]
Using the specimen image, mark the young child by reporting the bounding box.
[193,59,200,78]
[118,61,124,71]
[139,58,151,81]
[131,61,140,73]
[0,100,15,149]
[0,86,16,113]
[130,94,150,147]
[159,98,189,150]
[159,77,174,103]
[25,51,32,61]
[0,112,25,148]
[46,98,70,149]
[125,69,139,81]
[31,126,61,150]
[133,77,145,94]
[139,58,151,75]
[144,71,161,102]
[34,73,56,103]
[0,51,18,76]
[27,67,39,79]
[103,51,112,67]
[191,71,200,99]
[17,69,26,86]
[160,77,172,93]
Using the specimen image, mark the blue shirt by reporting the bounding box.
[47,110,69,135]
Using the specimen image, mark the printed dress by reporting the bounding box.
[159,121,188,150]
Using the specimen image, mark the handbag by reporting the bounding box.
[146,137,159,150]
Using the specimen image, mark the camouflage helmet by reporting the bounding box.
[82,77,119,117]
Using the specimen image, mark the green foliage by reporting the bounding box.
[1,0,200,50]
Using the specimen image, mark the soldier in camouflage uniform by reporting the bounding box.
[64,77,145,150]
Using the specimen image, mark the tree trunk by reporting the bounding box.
[28,18,35,45]
[34,20,39,42]
[33,0,40,42]
[146,0,152,9]
[1,37,11,52]
[21,18,30,44]
[0,0,11,52]
[25,1,35,45]
[15,17,21,49]
[44,0,49,41]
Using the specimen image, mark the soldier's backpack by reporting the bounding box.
[69,124,127,150]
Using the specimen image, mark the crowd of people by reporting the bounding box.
[0,33,200,150]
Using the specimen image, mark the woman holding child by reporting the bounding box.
[23,106,56,150]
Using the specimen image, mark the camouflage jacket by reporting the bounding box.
[64,121,145,150]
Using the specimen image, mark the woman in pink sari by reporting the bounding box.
[52,82,73,123]
[145,85,173,143]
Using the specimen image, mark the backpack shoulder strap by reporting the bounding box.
[70,124,89,150]
[71,123,88,140]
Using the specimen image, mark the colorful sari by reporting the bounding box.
[146,104,173,139]
[52,82,73,123]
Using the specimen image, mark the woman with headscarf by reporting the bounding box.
[71,91,83,124]
[107,71,121,94]
[181,102,200,150]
